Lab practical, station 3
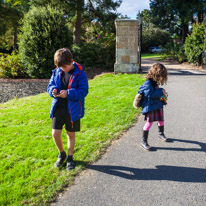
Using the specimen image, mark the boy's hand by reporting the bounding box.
[52,89,58,98]
[56,90,67,98]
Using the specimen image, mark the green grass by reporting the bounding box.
[0,73,145,206]
[142,53,162,58]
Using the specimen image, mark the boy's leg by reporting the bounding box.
[52,129,66,167]
[66,131,75,156]
[66,131,76,171]
[64,116,80,171]
[52,129,64,152]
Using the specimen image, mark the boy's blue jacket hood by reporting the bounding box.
[47,62,89,121]
[138,79,164,114]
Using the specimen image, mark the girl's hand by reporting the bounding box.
[56,90,67,98]
[162,89,166,95]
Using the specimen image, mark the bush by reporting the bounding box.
[18,6,72,78]
[185,23,206,65]
[72,32,115,70]
[163,41,187,63]
[0,52,25,78]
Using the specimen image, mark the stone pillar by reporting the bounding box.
[114,19,139,73]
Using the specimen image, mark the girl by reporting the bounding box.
[138,63,168,151]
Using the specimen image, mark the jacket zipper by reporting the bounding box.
[80,101,82,113]
[68,75,73,127]
[68,65,81,126]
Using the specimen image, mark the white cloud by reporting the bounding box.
[117,0,150,19]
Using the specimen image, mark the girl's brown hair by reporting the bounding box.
[146,63,168,85]
[54,48,73,67]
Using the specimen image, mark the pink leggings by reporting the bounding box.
[143,121,164,131]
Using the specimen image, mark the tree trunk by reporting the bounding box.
[198,11,203,23]
[181,23,188,43]
[73,8,82,45]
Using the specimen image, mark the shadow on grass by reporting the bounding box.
[87,164,206,182]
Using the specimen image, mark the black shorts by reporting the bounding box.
[52,107,80,132]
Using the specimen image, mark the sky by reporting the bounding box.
[117,0,150,19]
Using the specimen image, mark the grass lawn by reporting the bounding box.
[0,73,145,206]
[142,53,162,58]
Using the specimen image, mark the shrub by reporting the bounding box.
[185,23,206,65]
[72,31,115,70]
[163,41,187,63]
[0,52,25,78]
[18,6,72,78]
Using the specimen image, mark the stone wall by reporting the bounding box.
[114,19,139,73]
[0,79,49,103]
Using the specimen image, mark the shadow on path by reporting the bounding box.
[153,138,206,153]
[87,164,206,182]
[81,137,206,182]
[141,67,206,76]
[87,138,206,182]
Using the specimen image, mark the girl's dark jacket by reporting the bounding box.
[47,62,89,122]
[138,79,164,115]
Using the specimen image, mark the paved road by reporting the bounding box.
[52,60,206,206]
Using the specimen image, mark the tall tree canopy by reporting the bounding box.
[30,0,122,45]
[0,0,122,51]
[0,0,30,50]
[150,0,206,42]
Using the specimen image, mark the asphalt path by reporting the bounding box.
[52,60,206,206]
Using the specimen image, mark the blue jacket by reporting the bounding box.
[47,62,89,121]
[138,79,164,114]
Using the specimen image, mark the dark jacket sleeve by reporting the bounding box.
[66,71,89,101]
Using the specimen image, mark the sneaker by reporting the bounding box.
[54,151,66,168]
[140,142,152,151]
[158,134,168,142]
[66,159,75,171]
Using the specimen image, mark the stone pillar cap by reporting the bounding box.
[115,19,139,22]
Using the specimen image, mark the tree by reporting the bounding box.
[30,0,122,45]
[185,23,206,65]
[149,0,206,42]
[18,6,72,78]
[142,26,171,52]
[138,9,154,29]
[0,0,30,50]
[138,9,171,52]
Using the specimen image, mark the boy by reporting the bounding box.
[47,48,89,171]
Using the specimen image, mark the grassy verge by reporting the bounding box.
[142,53,162,58]
[0,73,145,206]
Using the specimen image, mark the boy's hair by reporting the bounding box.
[146,63,168,85]
[54,48,73,67]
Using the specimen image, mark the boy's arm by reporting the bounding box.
[66,72,89,101]
[47,71,57,97]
